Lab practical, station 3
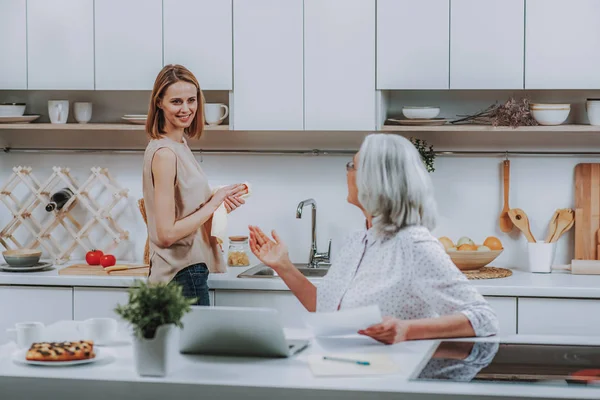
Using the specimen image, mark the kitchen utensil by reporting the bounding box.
[2,248,42,267]
[0,261,53,272]
[499,160,513,233]
[48,100,69,124]
[6,322,44,349]
[387,118,449,126]
[527,241,556,273]
[586,99,600,126]
[549,208,575,243]
[508,208,536,242]
[204,103,229,126]
[58,264,149,276]
[553,259,600,275]
[104,264,149,273]
[544,209,560,242]
[0,103,26,117]
[0,115,40,123]
[574,164,600,260]
[77,318,118,345]
[12,348,107,366]
[74,102,92,124]
[446,250,503,271]
[401,106,440,119]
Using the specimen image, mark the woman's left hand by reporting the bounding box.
[224,194,245,213]
[358,316,411,344]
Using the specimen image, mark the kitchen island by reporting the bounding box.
[1,328,600,400]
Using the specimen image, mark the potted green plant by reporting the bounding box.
[114,280,195,377]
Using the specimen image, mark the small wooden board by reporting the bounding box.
[58,264,149,277]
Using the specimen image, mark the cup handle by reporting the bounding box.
[219,105,229,122]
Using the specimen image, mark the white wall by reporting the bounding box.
[0,151,590,271]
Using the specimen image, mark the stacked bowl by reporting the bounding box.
[530,103,570,125]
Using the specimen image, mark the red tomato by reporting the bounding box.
[100,254,116,268]
[85,249,103,265]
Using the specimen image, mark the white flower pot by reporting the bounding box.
[132,324,174,377]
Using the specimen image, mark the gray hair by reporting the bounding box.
[356,133,437,235]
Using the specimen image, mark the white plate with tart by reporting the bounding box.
[12,340,105,366]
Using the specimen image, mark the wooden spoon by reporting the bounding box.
[549,208,575,243]
[544,209,560,242]
[508,208,536,243]
[499,160,513,232]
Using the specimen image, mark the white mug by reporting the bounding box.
[77,318,118,345]
[48,100,69,124]
[587,100,600,126]
[527,241,557,273]
[74,102,92,124]
[204,103,229,126]
[6,322,44,349]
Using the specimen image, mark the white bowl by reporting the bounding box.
[531,103,570,110]
[402,106,440,119]
[0,103,26,117]
[531,108,570,125]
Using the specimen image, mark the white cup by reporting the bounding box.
[587,100,600,126]
[74,102,92,124]
[48,100,69,124]
[527,241,557,273]
[204,103,229,126]
[6,322,45,349]
[77,318,118,345]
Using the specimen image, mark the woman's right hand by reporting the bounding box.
[248,225,291,271]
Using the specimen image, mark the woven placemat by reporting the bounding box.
[463,266,512,280]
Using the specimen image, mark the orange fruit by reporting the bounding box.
[457,243,477,251]
[483,236,503,250]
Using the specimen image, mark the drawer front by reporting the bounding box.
[484,296,517,336]
[518,298,600,336]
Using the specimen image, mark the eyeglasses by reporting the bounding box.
[346,161,355,172]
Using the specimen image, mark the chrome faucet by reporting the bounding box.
[296,198,331,268]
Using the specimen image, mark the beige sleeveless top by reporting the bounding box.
[142,136,226,284]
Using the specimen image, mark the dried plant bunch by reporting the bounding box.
[451,97,538,128]
[410,137,436,173]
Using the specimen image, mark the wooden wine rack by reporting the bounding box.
[0,166,129,264]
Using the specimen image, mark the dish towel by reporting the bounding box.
[211,182,252,249]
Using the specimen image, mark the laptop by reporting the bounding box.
[178,306,310,358]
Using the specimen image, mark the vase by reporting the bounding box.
[132,324,174,377]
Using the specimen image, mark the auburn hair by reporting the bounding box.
[146,64,205,140]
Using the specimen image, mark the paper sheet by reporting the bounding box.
[304,305,382,337]
[307,352,400,377]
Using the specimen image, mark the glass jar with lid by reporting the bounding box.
[227,235,250,267]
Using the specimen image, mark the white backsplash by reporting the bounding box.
[0,152,594,271]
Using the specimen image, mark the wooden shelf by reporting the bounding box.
[382,124,600,132]
[0,123,230,131]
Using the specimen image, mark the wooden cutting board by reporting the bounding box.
[59,264,149,277]
[575,163,600,260]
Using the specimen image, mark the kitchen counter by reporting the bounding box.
[2,262,600,299]
[1,329,600,400]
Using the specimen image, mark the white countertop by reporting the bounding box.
[1,326,600,400]
[3,261,600,299]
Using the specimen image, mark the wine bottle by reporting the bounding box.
[45,188,74,212]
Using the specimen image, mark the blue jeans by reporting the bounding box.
[169,263,210,306]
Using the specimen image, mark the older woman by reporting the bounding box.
[249,133,498,344]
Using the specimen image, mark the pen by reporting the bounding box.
[323,356,370,366]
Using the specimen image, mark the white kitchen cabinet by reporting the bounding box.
[377,0,449,89]
[27,0,94,90]
[94,0,162,90]
[0,286,72,345]
[232,0,304,130]
[484,296,517,336]
[303,0,375,130]
[214,290,308,329]
[450,0,524,89]
[526,0,600,89]
[73,288,130,321]
[0,0,26,89]
[518,298,600,336]
[163,0,232,91]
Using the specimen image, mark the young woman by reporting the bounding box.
[249,133,498,344]
[142,64,246,305]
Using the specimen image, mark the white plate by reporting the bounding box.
[121,117,146,125]
[0,261,54,272]
[0,115,40,123]
[388,118,449,126]
[123,114,147,118]
[12,347,105,367]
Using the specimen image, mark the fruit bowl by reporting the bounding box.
[446,249,503,271]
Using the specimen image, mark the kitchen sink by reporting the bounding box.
[237,263,331,279]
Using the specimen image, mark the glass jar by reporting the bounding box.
[227,236,250,267]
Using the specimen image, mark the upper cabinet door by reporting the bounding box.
[450,0,524,89]
[0,0,26,89]
[526,0,600,89]
[163,0,232,91]
[377,0,449,89]
[94,0,162,90]
[27,0,94,90]
[232,0,303,130]
[304,0,375,130]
